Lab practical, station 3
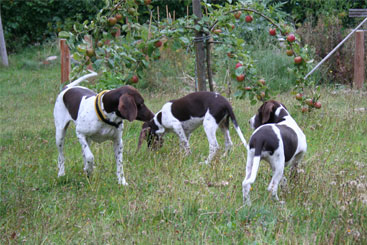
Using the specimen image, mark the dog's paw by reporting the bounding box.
[118,177,128,186]
[243,198,252,206]
[57,171,65,177]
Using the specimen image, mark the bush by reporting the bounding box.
[1,0,105,52]
[296,16,356,85]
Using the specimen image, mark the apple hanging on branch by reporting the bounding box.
[245,15,253,23]
[269,28,276,36]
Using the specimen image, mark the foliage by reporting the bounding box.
[1,50,367,243]
[270,0,367,27]
[0,0,105,52]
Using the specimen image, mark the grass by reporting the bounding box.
[1,44,367,244]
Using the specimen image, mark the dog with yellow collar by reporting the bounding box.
[53,72,154,185]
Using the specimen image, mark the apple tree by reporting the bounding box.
[60,0,320,110]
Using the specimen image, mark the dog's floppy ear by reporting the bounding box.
[137,122,150,151]
[118,94,137,122]
[261,101,275,124]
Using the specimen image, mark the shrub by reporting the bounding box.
[296,16,355,85]
[1,0,105,52]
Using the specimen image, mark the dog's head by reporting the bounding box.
[105,86,154,122]
[249,100,289,129]
[137,113,164,151]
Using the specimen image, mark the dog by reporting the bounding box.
[242,100,307,204]
[137,91,248,164]
[54,72,154,185]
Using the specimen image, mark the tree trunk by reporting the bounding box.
[192,0,206,91]
[0,10,9,67]
[206,36,214,92]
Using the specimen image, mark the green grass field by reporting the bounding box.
[1,46,367,244]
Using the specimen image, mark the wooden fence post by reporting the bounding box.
[60,39,70,83]
[354,30,365,89]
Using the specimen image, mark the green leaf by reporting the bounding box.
[58,31,72,38]
[235,66,245,76]
[179,37,190,45]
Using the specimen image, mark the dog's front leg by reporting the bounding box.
[173,125,191,154]
[219,122,233,152]
[76,132,94,177]
[114,134,128,186]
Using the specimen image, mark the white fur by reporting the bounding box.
[243,105,307,205]
[54,73,127,185]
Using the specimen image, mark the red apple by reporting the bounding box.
[257,92,266,100]
[227,52,234,58]
[230,24,235,30]
[154,40,162,48]
[294,56,302,64]
[286,49,293,56]
[287,34,296,42]
[245,15,253,23]
[269,28,276,36]
[314,101,322,109]
[244,86,252,91]
[301,107,309,113]
[305,99,314,106]
[295,93,303,101]
[234,11,241,20]
[258,78,266,86]
[235,62,242,69]
[131,75,139,83]
[236,74,245,82]
[115,14,123,21]
[144,0,151,5]
[213,29,222,34]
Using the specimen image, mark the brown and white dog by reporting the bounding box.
[54,72,154,185]
[138,92,248,164]
[242,100,307,205]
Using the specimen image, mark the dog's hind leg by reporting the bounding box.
[55,122,69,177]
[289,151,305,182]
[54,101,71,177]
[203,117,219,164]
[267,154,285,201]
[219,118,233,152]
[242,150,255,205]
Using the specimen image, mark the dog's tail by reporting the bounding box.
[228,107,248,151]
[66,71,98,88]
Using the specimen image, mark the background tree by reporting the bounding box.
[0,9,8,66]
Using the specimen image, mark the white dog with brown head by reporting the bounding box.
[242,100,307,205]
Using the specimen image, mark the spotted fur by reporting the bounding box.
[243,100,307,205]
[54,72,154,185]
[138,92,248,164]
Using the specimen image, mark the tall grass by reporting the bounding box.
[0,43,367,243]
